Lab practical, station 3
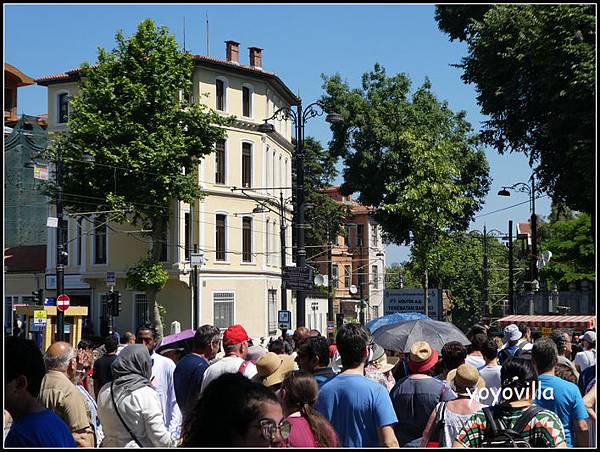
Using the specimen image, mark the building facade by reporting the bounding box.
[314,187,386,324]
[30,41,299,339]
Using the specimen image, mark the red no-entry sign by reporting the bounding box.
[56,294,70,312]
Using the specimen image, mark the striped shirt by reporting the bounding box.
[455,405,566,447]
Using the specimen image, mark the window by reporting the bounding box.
[333,265,339,289]
[184,212,190,261]
[372,265,379,289]
[242,86,251,117]
[242,217,252,262]
[76,217,83,266]
[344,265,351,288]
[371,224,379,247]
[215,140,226,184]
[94,216,107,264]
[159,227,168,262]
[216,214,226,261]
[213,292,234,329]
[372,305,379,320]
[357,224,364,247]
[58,93,69,123]
[344,225,351,247]
[265,219,270,265]
[135,293,149,328]
[216,79,225,111]
[242,143,252,188]
[268,290,277,333]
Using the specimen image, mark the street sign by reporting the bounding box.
[106,271,116,286]
[47,217,58,228]
[34,310,47,326]
[278,310,291,330]
[283,266,313,290]
[56,294,70,312]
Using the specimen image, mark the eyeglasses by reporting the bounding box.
[256,418,291,441]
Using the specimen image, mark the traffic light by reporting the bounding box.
[32,289,44,305]
[111,291,122,316]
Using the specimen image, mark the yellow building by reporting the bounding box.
[28,41,298,339]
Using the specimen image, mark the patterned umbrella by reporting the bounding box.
[372,319,470,353]
[366,312,430,333]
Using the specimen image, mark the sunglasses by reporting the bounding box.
[256,418,292,441]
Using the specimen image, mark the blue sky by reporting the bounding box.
[4,3,551,264]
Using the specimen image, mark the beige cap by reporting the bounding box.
[447,364,486,396]
[253,352,295,388]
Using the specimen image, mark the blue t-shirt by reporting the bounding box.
[316,373,398,447]
[535,374,589,447]
[173,353,209,416]
[5,409,76,447]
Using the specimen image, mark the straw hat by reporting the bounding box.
[253,352,295,388]
[369,344,397,373]
[447,364,485,396]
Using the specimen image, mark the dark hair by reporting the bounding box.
[467,325,487,342]
[181,372,281,447]
[136,323,157,339]
[470,333,487,352]
[481,338,499,361]
[268,339,286,355]
[104,335,118,353]
[194,324,221,350]
[532,337,559,373]
[500,358,538,397]
[517,323,530,336]
[550,329,571,355]
[5,336,46,398]
[302,336,330,367]
[441,341,467,372]
[281,371,337,447]
[336,323,371,369]
[78,339,92,350]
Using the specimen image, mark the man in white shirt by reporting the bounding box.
[478,338,502,406]
[200,324,257,394]
[575,331,596,373]
[136,325,182,440]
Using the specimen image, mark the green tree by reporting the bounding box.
[320,65,490,313]
[538,212,595,288]
[384,263,420,289]
[436,5,596,217]
[50,19,231,339]
[301,137,350,262]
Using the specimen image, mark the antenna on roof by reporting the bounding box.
[206,12,210,56]
[183,16,186,52]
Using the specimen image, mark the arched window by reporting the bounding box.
[215,77,228,112]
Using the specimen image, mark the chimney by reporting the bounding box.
[225,40,240,64]
[249,47,263,69]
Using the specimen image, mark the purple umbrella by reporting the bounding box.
[156,329,195,352]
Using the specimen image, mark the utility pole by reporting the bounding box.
[482,225,489,322]
[530,175,538,287]
[56,145,65,342]
[327,228,334,326]
[508,220,514,315]
[193,244,199,330]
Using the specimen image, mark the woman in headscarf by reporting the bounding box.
[96,344,178,447]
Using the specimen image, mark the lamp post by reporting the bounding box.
[498,174,538,293]
[259,102,343,327]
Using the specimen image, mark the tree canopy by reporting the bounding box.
[51,19,230,336]
[436,4,596,216]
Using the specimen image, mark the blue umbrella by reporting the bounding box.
[366,312,430,333]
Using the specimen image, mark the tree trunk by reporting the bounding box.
[148,218,165,342]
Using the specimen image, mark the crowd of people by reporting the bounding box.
[3,320,596,448]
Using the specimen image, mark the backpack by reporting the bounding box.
[513,341,531,359]
[481,405,544,448]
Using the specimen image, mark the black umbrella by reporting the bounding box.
[372,319,470,353]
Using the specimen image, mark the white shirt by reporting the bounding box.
[465,354,486,370]
[575,349,596,372]
[200,355,257,394]
[97,385,177,448]
[478,364,502,406]
[151,352,182,439]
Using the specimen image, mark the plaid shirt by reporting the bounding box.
[455,405,566,448]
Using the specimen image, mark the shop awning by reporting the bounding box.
[497,315,596,330]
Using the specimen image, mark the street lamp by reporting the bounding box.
[259,101,343,327]
[498,174,538,294]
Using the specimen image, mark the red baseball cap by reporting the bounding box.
[223,324,250,346]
